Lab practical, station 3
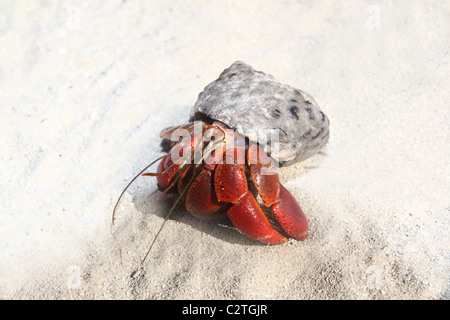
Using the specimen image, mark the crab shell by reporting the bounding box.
[190,61,330,166]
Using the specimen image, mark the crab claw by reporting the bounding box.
[213,163,287,244]
[271,184,308,240]
[227,191,287,245]
[249,143,309,241]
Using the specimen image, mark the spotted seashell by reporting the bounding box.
[190,61,330,166]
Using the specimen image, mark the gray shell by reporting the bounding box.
[189,61,330,166]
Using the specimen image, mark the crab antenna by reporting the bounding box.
[155,160,187,200]
[139,171,194,265]
[139,139,226,266]
[112,155,167,226]
[139,158,203,265]
[142,151,191,177]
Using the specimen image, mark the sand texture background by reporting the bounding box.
[0,0,448,299]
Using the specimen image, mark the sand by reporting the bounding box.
[0,0,448,299]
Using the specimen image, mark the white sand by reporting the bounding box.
[0,0,448,299]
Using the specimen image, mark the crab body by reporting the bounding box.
[151,121,308,244]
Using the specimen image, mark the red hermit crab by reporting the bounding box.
[113,62,329,250]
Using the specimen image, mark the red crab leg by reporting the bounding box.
[248,143,308,241]
[247,142,280,205]
[214,163,248,204]
[177,165,192,198]
[152,154,180,190]
[214,163,287,244]
[159,123,196,140]
[146,128,206,189]
[185,169,224,220]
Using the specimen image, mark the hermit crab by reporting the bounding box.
[113,61,329,255]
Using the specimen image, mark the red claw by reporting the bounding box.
[248,143,309,242]
[227,192,287,245]
[272,184,308,240]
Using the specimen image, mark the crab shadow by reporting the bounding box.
[132,188,263,247]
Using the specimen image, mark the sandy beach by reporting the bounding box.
[0,0,448,299]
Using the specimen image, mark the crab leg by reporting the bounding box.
[145,154,181,190]
[227,191,287,244]
[185,169,223,220]
[248,143,308,241]
[213,163,287,245]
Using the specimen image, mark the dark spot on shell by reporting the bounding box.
[272,109,282,119]
[302,129,312,139]
[289,106,299,120]
[311,127,324,140]
[279,128,288,137]
[230,92,240,100]
[320,111,326,122]
[290,99,298,103]
[305,107,315,121]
